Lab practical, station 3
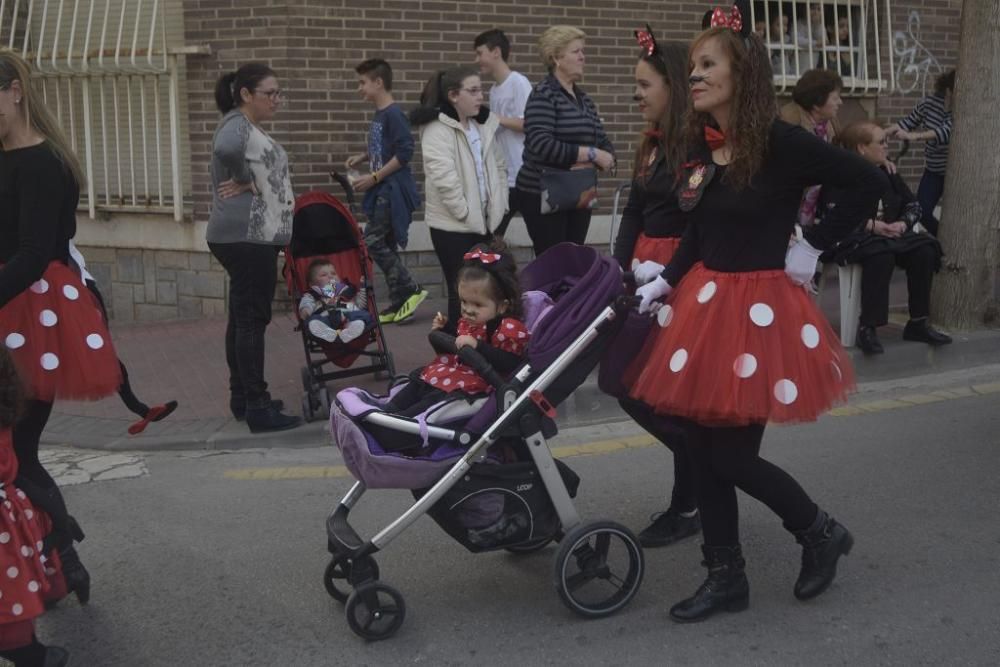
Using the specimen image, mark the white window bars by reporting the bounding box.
[0,0,192,221]
[751,0,896,96]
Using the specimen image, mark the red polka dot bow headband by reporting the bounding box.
[708,1,752,38]
[634,23,659,57]
[463,249,502,264]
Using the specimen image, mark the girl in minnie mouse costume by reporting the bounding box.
[629,2,883,622]
[612,28,701,549]
[385,239,529,418]
[1,50,121,613]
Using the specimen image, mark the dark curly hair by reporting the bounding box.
[0,348,24,429]
[456,237,522,318]
[687,27,777,190]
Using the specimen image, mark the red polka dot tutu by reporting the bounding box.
[630,233,682,266]
[1,261,121,402]
[626,263,855,426]
[0,432,60,631]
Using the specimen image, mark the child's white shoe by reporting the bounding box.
[339,319,366,343]
[308,319,339,342]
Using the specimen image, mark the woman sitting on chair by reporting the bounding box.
[821,120,951,355]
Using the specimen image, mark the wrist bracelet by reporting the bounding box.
[372,172,380,184]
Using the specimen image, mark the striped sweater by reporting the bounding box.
[897,93,952,174]
[516,73,614,194]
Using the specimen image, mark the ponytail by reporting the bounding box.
[409,65,479,127]
[213,63,277,114]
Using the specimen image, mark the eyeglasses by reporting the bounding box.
[876,136,889,146]
[460,87,483,95]
[255,88,287,102]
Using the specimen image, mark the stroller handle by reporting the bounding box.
[329,170,357,206]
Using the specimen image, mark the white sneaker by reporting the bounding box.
[339,319,366,343]
[308,319,339,343]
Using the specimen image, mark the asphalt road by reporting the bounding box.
[32,369,1000,666]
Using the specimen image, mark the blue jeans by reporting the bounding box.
[916,169,944,236]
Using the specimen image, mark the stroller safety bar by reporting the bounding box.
[362,412,467,445]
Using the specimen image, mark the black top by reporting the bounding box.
[612,151,686,269]
[516,74,614,194]
[0,143,79,308]
[663,121,883,286]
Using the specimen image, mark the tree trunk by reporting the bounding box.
[930,1,1000,330]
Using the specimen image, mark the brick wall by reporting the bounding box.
[125,0,959,322]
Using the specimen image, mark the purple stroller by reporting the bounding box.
[325,243,645,640]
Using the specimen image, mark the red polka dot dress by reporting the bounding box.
[420,317,530,394]
[1,262,122,402]
[626,122,884,427]
[0,430,60,644]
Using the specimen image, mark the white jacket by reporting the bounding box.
[419,112,508,234]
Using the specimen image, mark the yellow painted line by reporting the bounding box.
[223,384,1000,480]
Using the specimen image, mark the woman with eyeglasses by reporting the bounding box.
[409,65,509,333]
[209,63,301,433]
[517,26,615,256]
[822,121,949,355]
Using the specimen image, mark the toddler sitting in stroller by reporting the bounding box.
[386,240,529,417]
[299,259,374,344]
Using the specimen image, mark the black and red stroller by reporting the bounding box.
[323,243,644,640]
[284,174,395,422]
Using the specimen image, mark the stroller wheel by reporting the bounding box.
[553,520,644,619]
[345,582,406,641]
[504,536,554,555]
[324,556,380,604]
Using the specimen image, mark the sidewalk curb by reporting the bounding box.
[40,328,1000,452]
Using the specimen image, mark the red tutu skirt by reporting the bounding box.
[0,433,61,635]
[626,263,855,426]
[1,261,121,401]
[630,233,682,266]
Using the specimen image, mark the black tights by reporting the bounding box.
[618,398,696,513]
[12,400,58,490]
[681,420,817,547]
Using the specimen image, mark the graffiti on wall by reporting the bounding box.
[893,10,943,95]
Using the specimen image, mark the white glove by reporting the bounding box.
[636,275,672,314]
[784,238,823,286]
[632,260,666,286]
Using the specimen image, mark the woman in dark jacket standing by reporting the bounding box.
[517,26,615,256]
[209,63,300,433]
[824,121,950,354]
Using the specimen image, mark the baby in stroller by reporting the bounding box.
[385,240,530,419]
[299,258,374,344]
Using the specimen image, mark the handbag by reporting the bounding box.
[539,166,599,214]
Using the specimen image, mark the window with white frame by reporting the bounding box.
[751,0,895,95]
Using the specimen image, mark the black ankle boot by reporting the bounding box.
[231,396,284,421]
[856,324,884,355]
[1,638,69,667]
[669,544,749,623]
[59,543,91,605]
[245,404,302,434]
[791,509,854,600]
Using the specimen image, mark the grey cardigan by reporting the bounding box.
[206,110,294,245]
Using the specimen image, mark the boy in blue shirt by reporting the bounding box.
[346,58,427,324]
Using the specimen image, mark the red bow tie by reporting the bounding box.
[705,126,727,151]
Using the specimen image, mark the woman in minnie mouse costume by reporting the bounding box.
[1,50,121,613]
[629,2,883,622]
[613,28,701,549]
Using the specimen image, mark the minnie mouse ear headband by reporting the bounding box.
[634,24,660,57]
[706,1,752,39]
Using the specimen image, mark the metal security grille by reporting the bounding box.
[0,0,194,221]
[751,0,896,96]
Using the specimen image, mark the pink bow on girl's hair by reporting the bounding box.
[710,4,744,33]
[463,249,502,264]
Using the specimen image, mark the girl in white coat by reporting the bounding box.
[410,66,509,334]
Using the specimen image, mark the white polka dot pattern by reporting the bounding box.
[39,310,58,327]
[697,281,717,303]
[801,324,820,349]
[40,353,60,371]
[749,303,774,327]
[4,333,25,350]
[774,379,799,405]
[63,284,80,300]
[657,304,674,328]
[86,334,105,350]
[669,349,688,373]
[733,353,758,379]
[29,280,49,294]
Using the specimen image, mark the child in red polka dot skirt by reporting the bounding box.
[385,240,529,417]
[0,350,70,667]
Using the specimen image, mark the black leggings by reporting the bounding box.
[681,420,817,547]
[12,400,57,490]
[429,228,490,334]
[519,190,592,257]
[618,398,696,513]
